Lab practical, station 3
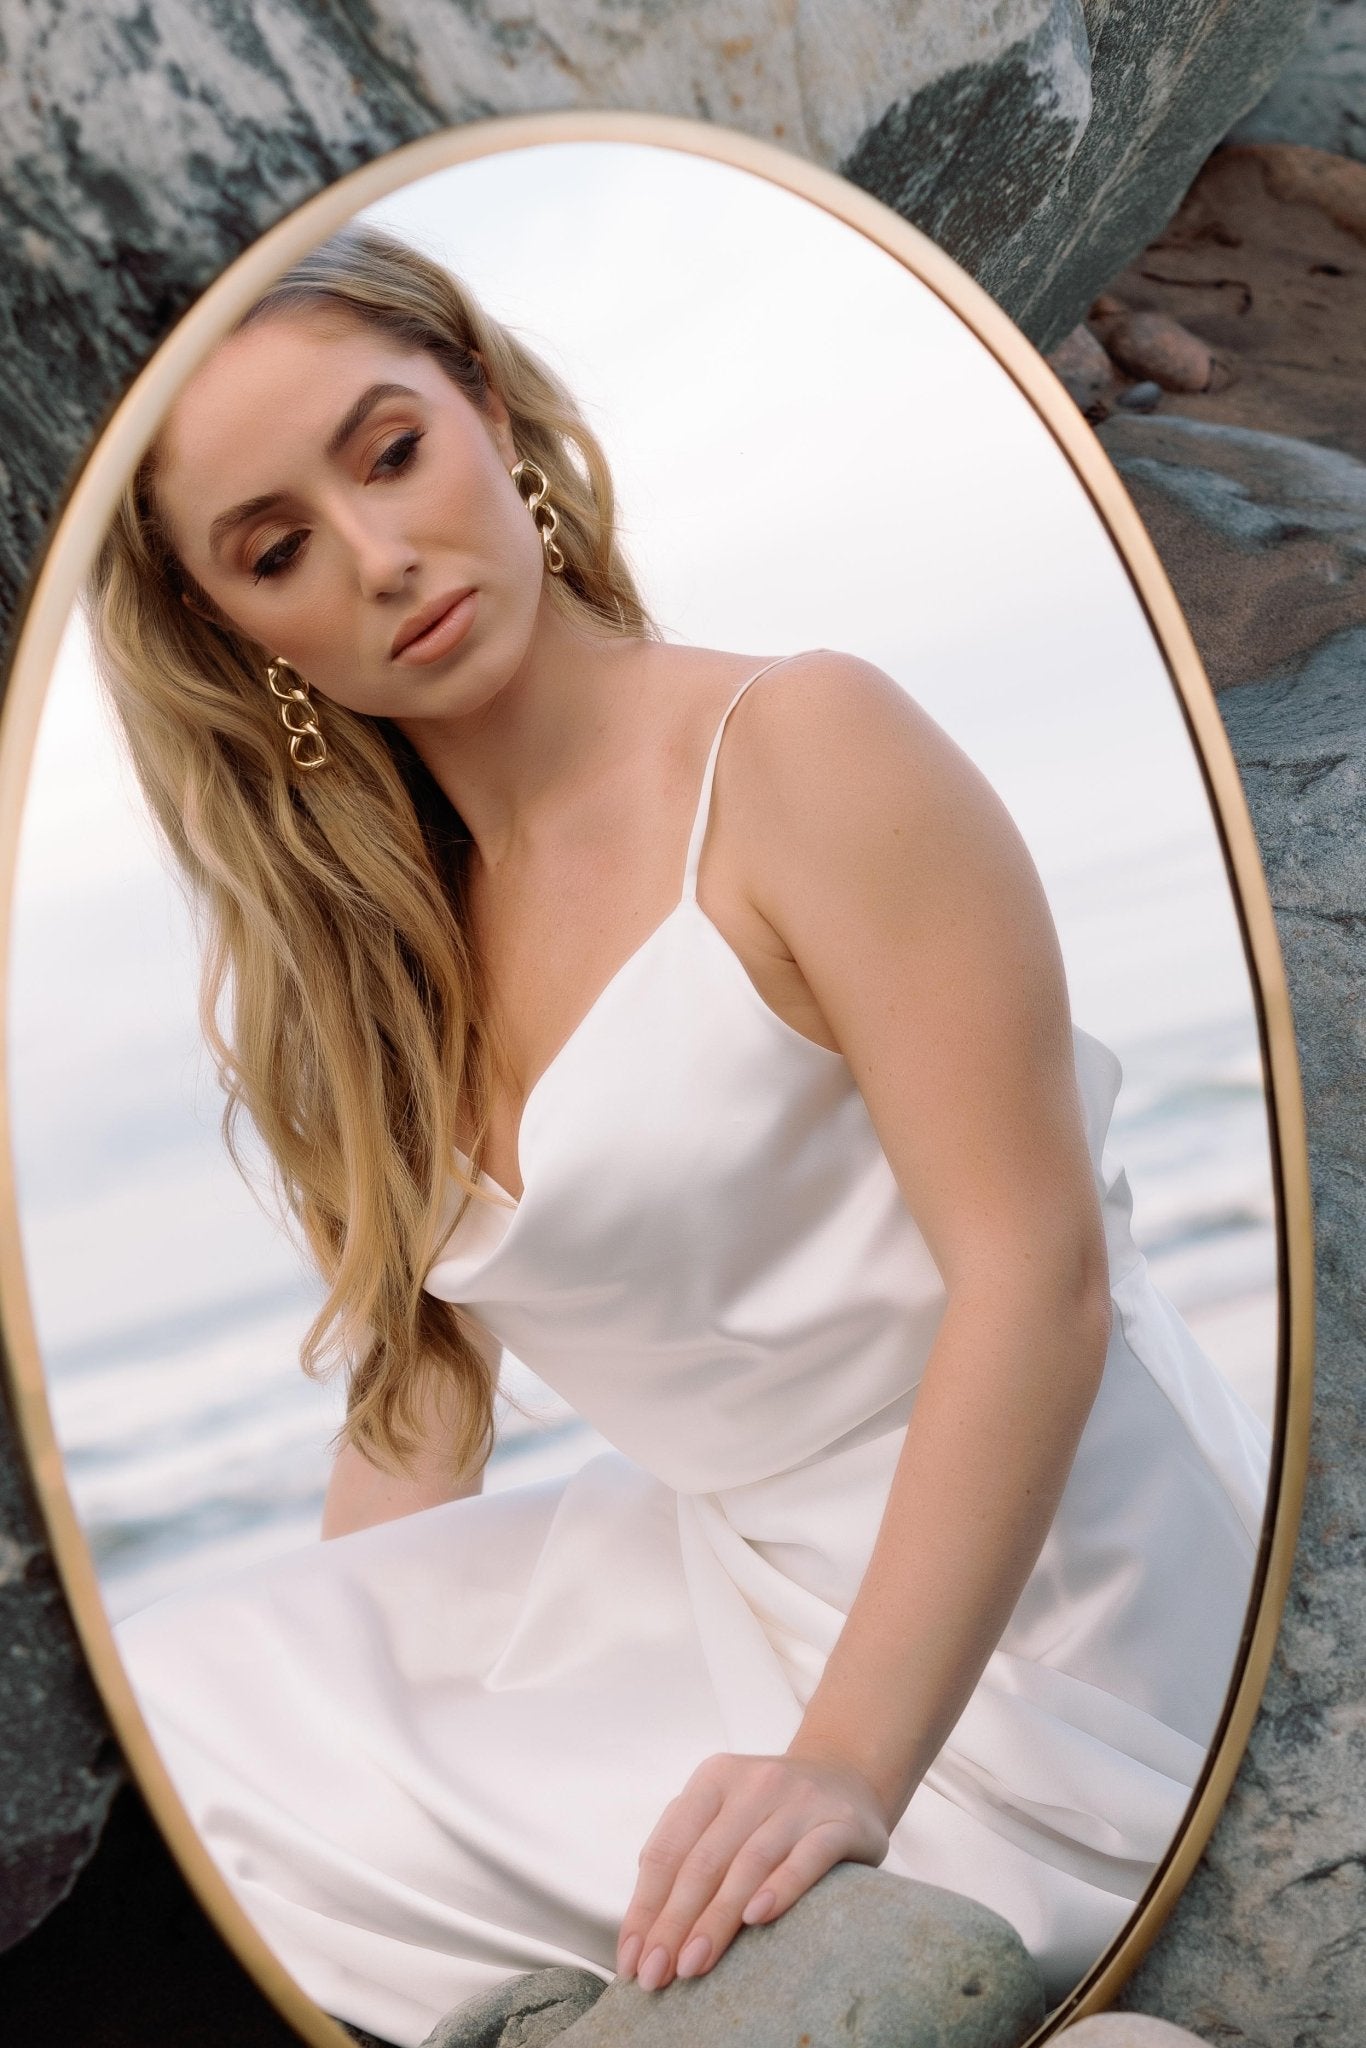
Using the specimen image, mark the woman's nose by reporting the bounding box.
[334,507,420,598]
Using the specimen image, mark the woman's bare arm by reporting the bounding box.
[737,650,1114,1813]
[321,1318,500,1539]
[612,648,1116,1991]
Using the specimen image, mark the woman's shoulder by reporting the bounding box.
[645,638,882,681]
[706,644,943,785]
[701,641,1016,896]
[641,640,965,839]
[653,640,915,735]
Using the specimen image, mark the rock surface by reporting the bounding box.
[418,1965,606,2048]
[0,0,1312,635]
[547,1865,1045,2048]
[1088,307,1218,392]
[0,1396,122,1946]
[340,1867,1044,2048]
[1103,586,1366,2048]
[1091,141,1366,459]
[1096,413,1366,686]
[1048,321,1119,417]
[1229,0,1366,161]
[1078,145,1366,2048]
[1076,139,1366,697]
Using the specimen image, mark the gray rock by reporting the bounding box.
[419,1966,607,2047]
[1077,229,1366,2043]
[1229,0,1366,161]
[838,0,1314,352]
[1095,412,1366,687]
[1115,379,1163,411]
[1102,549,1366,2048]
[1048,321,1119,412]
[0,1423,123,1948]
[1103,413,1366,553]
[549,1864,1045,2047]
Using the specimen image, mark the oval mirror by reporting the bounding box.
[0,112,1308,2048]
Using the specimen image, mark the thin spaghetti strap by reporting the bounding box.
[680,651,813,903]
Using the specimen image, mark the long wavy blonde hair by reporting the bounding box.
[82,221,660,1478]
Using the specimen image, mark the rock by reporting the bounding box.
[1228,0,1366,162]
[1091,245,1366,2048]
[1059,2019,1216,2045]
[1098,142,1366,461]
[549,1864,1045,2047]
[1116,379,1163,411]
[1082,158,1366,2048]
[1091,308,1217,390]
[0,0,1315,640]
[833,0,1310,353]
[419,1966,607,2047]
[1047,322,1120,413]
[1236,135,1366,237]
[0,1438,123,1950]
[0,1779,314,2045]
[1095,412,1366,687]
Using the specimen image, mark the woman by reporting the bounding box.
[90,223,1271,2048]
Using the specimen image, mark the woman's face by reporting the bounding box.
[153,301,546,723]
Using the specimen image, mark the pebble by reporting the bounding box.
[1057,2016,1216,2045]
[1048,321,1117,412]
[1093,309,1215,392]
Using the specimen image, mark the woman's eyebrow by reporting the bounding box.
[206,382,424,559]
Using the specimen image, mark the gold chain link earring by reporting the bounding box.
[266,657,329,771]
[510,458,566,575]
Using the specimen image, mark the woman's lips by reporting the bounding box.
[391,588,478,666]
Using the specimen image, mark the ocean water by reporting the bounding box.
[25,996,1278,1626]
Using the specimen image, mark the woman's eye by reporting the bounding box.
[252,532,306,583]
[373,428,424,477]
[248,431,423,581]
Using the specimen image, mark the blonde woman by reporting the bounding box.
[90,223,1270,2048]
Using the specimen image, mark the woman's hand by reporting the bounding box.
[615,1751,891,1991]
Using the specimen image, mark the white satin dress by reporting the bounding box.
[115,653,1272,2048]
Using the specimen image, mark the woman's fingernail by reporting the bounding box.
[617,1932,642,1976]
[638,1944,670,1991]
[741,1889,776,1925]
[677,1934,710,1977]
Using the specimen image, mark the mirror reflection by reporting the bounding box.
[6,140,1276,2047]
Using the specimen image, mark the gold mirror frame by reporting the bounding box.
[0,108,1312,2046]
